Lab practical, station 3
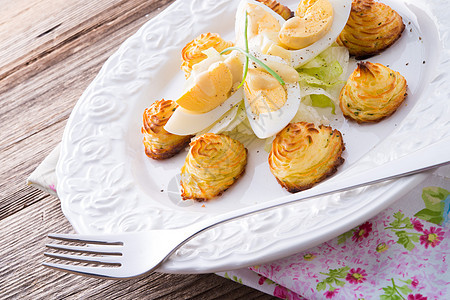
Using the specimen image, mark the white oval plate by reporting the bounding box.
[56,0,450,273]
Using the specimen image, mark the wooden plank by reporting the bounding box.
[0,186,45,220]
[0,0,175,135]
[0,192,274,299]
[0,0,174,217]
[0,116,65,219]
[0,0,171,82]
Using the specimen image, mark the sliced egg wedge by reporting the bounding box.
[165,89,244,135]
[235,0,351,68]
[243,54,301,139]
[176,60,234,114]
[165,48,245,136]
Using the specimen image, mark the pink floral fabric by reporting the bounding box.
[220,169,450,299]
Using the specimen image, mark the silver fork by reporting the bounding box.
[44,137,450,279]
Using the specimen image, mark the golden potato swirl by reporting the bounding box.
[256,0,293,20]
[269,122,345,193]
[181,33,234,78]
[141,99,192,160]
[339,62,407,123]
[336,0,405,58]
[180,133,247,201]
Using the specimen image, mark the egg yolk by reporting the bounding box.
[244,69,287,115]
[176,61,234,114]
[279,0,334,50]
[247,3,282,39]
[246,4,292,62]
[223,53,244,89]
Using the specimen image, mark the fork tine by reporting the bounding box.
[44,252,121,265]
[42,262,124,279]
[46,243,122,255]
[48,233,123,245]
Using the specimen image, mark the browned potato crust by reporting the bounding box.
[255,0,293,20]
[339,62,407,123]
[180,133,247,201]
[181,33,234,78]
[141,99,192,160]
[269,122,345,193]
[336,0,405,59]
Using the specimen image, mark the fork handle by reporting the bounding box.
[190,136,450,235]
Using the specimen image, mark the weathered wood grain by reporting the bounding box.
[0,120,65,220]
[0,0,173,84]
[0,0,175,145]
[0,0,174,216]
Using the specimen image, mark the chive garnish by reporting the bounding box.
[220,12,285,87]
[237,12,249,89]
[222,47,286,86]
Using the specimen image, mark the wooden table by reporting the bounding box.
[0,1,275,298]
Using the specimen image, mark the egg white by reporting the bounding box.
[234,0,351,139]
[164,88,244,136]
[243,54,301,139]
[235,0,352,68]
[164,47,246,136]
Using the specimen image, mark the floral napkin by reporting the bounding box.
[218,168,450,299]
[28,149,449,299]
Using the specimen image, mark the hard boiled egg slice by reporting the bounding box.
[243,54,301,139]
[165,49,245,135]
[175,60,234,114]
[279,0,334,50]
[235,0,351,68]
[175,48,241,114]
[164,89,243,135]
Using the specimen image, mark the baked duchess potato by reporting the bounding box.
[180,133,247,201]
[269,122,345,193]
[339,61,407,123]
[142,99,192,160]
[336,0,405,58]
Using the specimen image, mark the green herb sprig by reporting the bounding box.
[220,12,285,88]
[236,11,249,89]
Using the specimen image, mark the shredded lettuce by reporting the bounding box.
[223,114,257,147]
[291,100,328,125]
[232,117,254,136]
[195,100,246,137]
[263,135,275,153]
[296,45,349,115]
[310,94,336,114]
[220,100,248,133]
[301,45,349,73]
[299,60,343,87]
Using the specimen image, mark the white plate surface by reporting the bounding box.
[56,0,450,273]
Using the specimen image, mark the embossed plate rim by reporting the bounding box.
[56,0,450,273]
